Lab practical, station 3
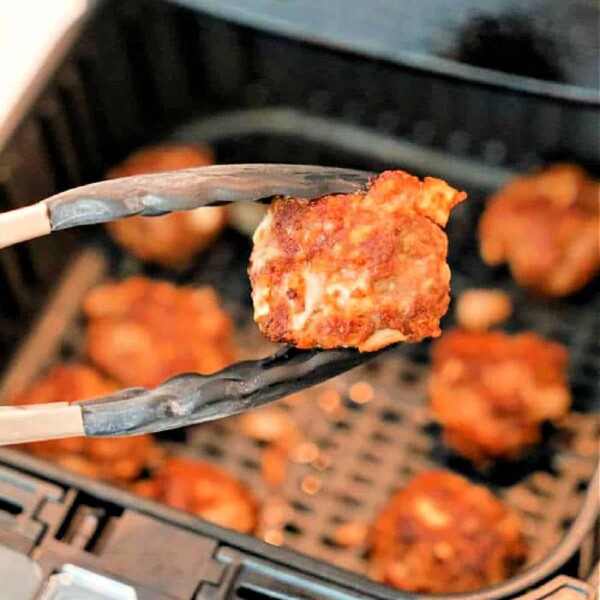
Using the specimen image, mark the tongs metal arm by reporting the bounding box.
[78,346,387,437]
[0,164,373,249]
[0,346,386,444]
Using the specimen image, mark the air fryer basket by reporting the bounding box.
[0,1,598,598]
[1,108,599,599]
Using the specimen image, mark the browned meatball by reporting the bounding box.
[84,277,237,388]
[106,144,227,268]
[429,329,570,465]
[369,470,527,593]
[249,170,466,351]
[132,457,259,533]
[479,164,599,296]
[12,364,161,484]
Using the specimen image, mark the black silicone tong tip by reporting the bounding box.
[79,345,389,437]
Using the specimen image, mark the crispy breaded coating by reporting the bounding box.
[249,171,466,351]
[479,164,600,296]
[429,329,570,465]
[12,364,160,484]
[132,457,258,533]
[106,144,227,268]
[84,277,237,388]
[370,470,526,593]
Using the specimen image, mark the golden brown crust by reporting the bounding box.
[132,457,259,533]
[369,470,527,593]
[106,144,227,268]
[479,164,600,297]
[84,277,237,388]
[12,364,160,484]
[429,329,570,465]
[249,170,466,351]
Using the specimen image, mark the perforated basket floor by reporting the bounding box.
[178,325,599,577]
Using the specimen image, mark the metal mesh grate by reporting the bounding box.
[181,327,598,576]
[2,284,597,581]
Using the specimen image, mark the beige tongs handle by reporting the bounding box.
[0,402,85,445]
[0,203,51,249]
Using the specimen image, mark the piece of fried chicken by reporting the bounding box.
[12,364,161,484]
[84,277,237,388]
[479,164,599,297]
[369,470,527,593]
[106,144,227,268]
[249,170,466,351]
[429,329,570,465]
[132,457,259,533]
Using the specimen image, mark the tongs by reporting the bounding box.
[0,164,388,445]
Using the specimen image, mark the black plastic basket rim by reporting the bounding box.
[0,448,597,600]
[173,0,600,105]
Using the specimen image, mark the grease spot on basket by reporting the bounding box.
[318,389,342,413]
[264,530,284,546]
[349,381,374,404]
[301,475,322,495]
